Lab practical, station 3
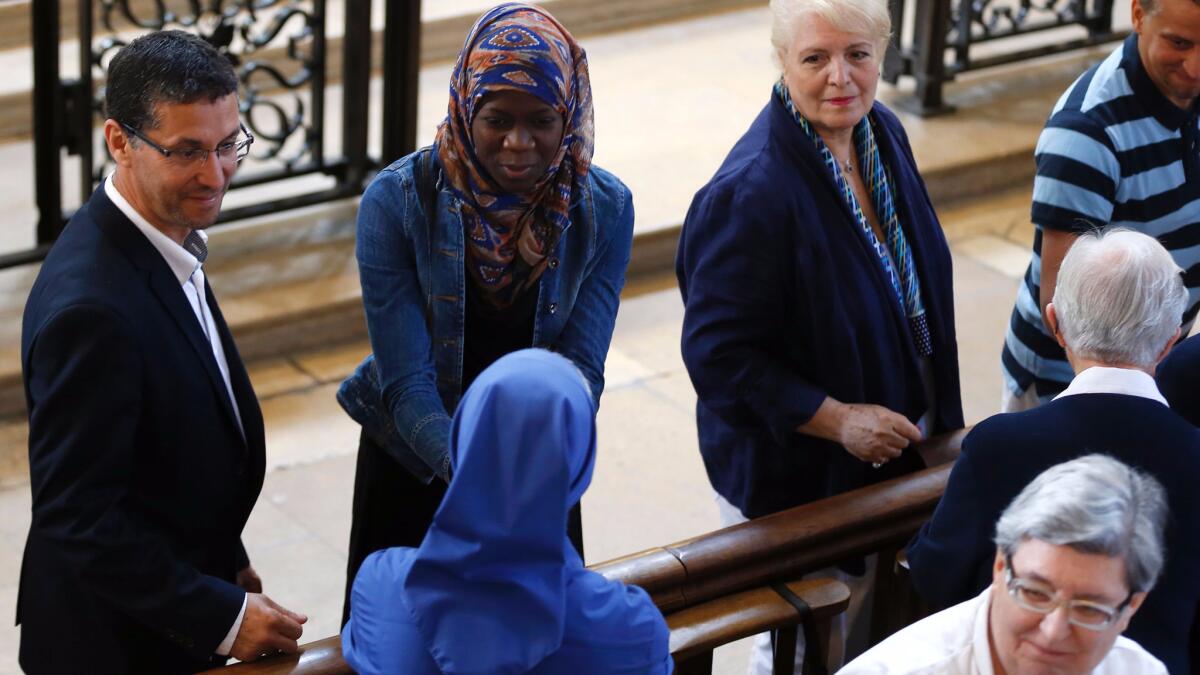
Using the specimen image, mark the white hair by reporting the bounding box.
[995,454,1168,594]
[769,0,892,61]
[1053,228,1187,369]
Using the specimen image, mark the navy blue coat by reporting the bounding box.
[906,394,1200,674]
[19,186,264,673]
[1158,333,1200,428]
[676,96,963,519]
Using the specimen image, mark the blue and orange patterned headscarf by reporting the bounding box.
[435,3,594,309]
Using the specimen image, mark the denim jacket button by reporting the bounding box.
[548,258,559,269]
[548,302,558,314]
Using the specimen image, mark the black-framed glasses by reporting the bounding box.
[120,121,254,166]
[1004,553,1133,631]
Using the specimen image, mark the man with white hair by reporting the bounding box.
[999,0,1200,410]
[846,455,1168,674]
[907,229,1200,673]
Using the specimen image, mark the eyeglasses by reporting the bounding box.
[120,122,254,166]
[1004,553,1133,631]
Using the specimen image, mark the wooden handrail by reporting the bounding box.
[668,577,850,661]
[595,459,958,612]
[207,578,853,675]
[204,428,967,674]
[207,636,344,674]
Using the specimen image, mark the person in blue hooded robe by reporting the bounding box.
[341,349,673,674]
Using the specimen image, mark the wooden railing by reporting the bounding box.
[205,428,967,674]
[595,431,964,616]
[667,577,850,675]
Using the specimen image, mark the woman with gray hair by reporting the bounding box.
[994,454,1167,599]
[677,0,963,669]
[847,455,1170,674]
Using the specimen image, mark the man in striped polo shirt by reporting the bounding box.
[1001,0,1200,411]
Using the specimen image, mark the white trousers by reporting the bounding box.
[715,493,877,674]
[999,381,1042,413]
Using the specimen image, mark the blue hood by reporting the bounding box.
[343,349,671,674]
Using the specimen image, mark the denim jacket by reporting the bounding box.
[338,148,634,483]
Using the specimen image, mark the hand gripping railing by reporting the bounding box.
[204,428,968,674]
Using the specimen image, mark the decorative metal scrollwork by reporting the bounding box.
[882,0,1122,115]
[89,0,323,183]
[948,0,1089,44]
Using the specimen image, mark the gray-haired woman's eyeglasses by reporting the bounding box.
[1004,553,1133,631]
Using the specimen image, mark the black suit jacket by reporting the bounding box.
[1158,333,1200,428]
[906,393,1200,674]
[18,185,266,674]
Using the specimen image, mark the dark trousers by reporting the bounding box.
[343,430,584,624]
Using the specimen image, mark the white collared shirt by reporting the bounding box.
[840,588,1166,674]
[104,174,247,656]
[1054,366,1168,406]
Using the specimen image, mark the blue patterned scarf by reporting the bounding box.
[774,80,933,357]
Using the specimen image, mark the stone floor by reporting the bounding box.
[0,4,1126,255]
[0,1,1114,671]
[0,183,1032,673]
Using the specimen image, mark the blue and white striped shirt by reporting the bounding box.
[1002,35,1200,402]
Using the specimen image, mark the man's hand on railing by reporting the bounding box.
[229,593,308,662]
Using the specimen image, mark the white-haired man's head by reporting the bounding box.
[1048,228,1187,372]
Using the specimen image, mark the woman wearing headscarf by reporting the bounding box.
[337,3,633,620]
[676,0,962,669]
[342,350,672,675]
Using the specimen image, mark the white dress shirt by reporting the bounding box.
[104,175,247,656]
[840,588,1166,674]
[1054,365,1168,405]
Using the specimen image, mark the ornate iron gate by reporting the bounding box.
[885,0,1127,115]
[21,0,419,268]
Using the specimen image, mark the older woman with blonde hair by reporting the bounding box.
[676,0,963,670]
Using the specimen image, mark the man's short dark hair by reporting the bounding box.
[105,30,238,132]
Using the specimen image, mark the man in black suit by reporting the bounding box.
[1157,333,1200,427]
[907,229,1200,674]
[19,31,306,673]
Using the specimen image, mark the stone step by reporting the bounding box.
[0,201,362,419]
[0,0,759,54]
[0,181,1038,491]
[0,4,1115,419]
[0,0,761,143]
[0,4,1117,491]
